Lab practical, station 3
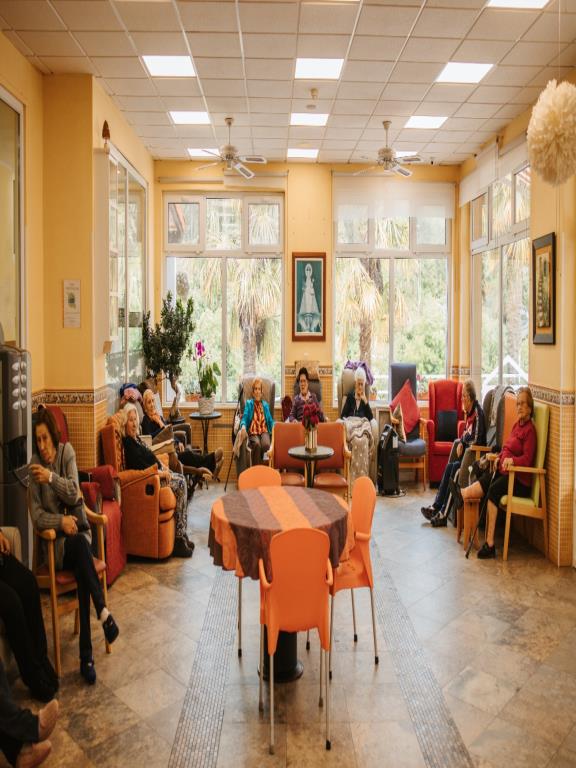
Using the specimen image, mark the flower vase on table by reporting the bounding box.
[193,340,220,417]
[302,401,321,452]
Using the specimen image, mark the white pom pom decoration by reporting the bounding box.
[527,79,576,187]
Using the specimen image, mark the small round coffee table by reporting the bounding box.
[189,411,221,454]
[288,444,334,488]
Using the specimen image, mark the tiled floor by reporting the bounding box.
[7,482,576,768]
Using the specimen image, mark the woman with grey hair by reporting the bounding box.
[122,403,192,558]
[421,379,486,527]
[340,367,374,420]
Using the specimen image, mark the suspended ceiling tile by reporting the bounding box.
[0,13,8,29]
[244,58,294,79]
[238,2,299,33]
[298,3,358,34]
[425,82,478,101]
[214,126,251,139]
[342,60,394,82]
[288,126,326,140]
[451,39,514,63]
[501,41,565,66]
[423,142,463,153]
[247,80,293,98]
[194,58,245,79]
[92,56,147,77]
[178,2,237,32]
[187,32,242,58]
[441,129,473,142]
[124,111,172,125]
[415,101,459,116]
[201,79,246,97]
[355,140,387,151]
[426,0,485,7]
[243,33,297,58]
[329,114,370,128]
[296,34,350,58]
[323,127,364,140]
[204,96,250,112]
[0,0,65,30]
[510,85,544,103]
[17,30,84,56]
[154,78,202,97]
[361,126,401,141]
[172,126,216,139]
[249,97,291,113]
[400,37,460,63]
[114,1,181,31]
[318,151,353,162]
[52,1,122,31]
[338,82,384,100]
[289,97,333,111]
[548,42,576,66]
[523,10,576,42]
[480,117,510,131]
[348,35,404,61]
[457,141,482,153]
[356,6,421,37]
[292,81,339,99]
[254,137,289,150]
[131,32,188,56]
[40,55,96,74]
[494,103,527,119]
[251,125,289,138]
[530,65,573,86]
[248,113,290,126]
[483,65,542,87]
[443,116,489,130]
[398,128,443,142]
[389,62,444,83]
[116,95,167,111]
[332,99,379,114]
[73,31,134,56]
[212,112,252,126]
[412,8,478,38]
[135,125,178,138]
[371,102,421,118]
[467,85,522,103]
[102,78,157,97]
[163,96,208,110]
[2,31,34,56]
[380,82,430,100]
[467,9,539,40]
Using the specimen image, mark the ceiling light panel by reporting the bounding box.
[295,58,344,79]
[488,0,549,7]
[290,113,329,126]
[169,111,211,125]
[436,62,493,83]
[287,148,319,158]
[188,148,219,158]
[143,55,195,77]
[405,115,448,129]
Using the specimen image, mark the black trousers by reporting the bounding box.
[479,471,532,505]
[62,535,105,662]
[0,555,49,690]
[0,659,38,766]
[179,449,216,472]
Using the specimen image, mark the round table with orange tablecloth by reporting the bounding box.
[208,486,353,680]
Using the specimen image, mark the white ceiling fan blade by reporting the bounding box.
[202,149,223,159]
[393,164,412,177]
[233,161,255,179]
[399,155,422,164]
[353,165,379,176]
[193,160,221,172]
[238,155,267,164]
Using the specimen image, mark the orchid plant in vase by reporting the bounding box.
[193,341,221,414]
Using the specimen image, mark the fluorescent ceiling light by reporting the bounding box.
[187,148,218,158]
[170,111,211,125]
[437,62,493,83]
[143,55,195,77]
[287,148,319,159]
[295,58,344,79]
[290,112,329,126]
[405,115,447,129]
[396,150,418,158]
[488,0,549,7]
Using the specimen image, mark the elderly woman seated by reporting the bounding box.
[141,389,223,480]
[340,367,374,485]
[123,403,193,558]
[287,367,326,423]
[239,378,275,466]
[451,386,536,560]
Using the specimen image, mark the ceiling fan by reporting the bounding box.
[354,120,421,177]
[194,117,267,179]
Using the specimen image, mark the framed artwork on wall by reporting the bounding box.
[532,232,556,345]
[292,252,326,342]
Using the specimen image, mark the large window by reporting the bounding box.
[472,165,530,399]
[164,194,283,403]
[334,214,450,401]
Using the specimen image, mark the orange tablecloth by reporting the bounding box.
[209,487,353,580]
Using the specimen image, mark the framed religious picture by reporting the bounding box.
[532,232,556,345]
[292,252,326,341]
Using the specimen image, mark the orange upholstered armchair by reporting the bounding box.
[313,422,351,500]
[100,416,176,559]
[426,380,464,484]
[268,422,306,487]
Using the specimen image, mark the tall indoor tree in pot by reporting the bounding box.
[142,292,195,421]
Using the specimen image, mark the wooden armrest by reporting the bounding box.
[486,452,499,461]
[86,508,108,526]
[355,531,370,542]
[470,444,491,453]
[258,558,271,590]
[37,528,56,541]
[508,466,546,475]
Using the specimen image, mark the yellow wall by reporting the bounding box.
[0,31,44,390]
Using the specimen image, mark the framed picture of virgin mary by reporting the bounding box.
[292,252,326,341]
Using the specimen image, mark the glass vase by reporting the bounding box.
[305,427,317,453]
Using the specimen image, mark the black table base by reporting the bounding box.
[261,629,303,683]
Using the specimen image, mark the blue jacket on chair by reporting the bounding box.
[241,398,275,434]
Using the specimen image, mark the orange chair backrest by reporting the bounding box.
[238,466,282,490]
[351,476,376,537]
[267,528,331,648]
[501,392,517,446]
[101,423,122,472]
[271,422,305,471]
[316,422,345,470]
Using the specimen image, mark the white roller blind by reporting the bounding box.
[332,176,455,220]
[460,140,528,206]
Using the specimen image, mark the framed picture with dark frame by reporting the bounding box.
[292,252,326,342]
[532,232,556,345]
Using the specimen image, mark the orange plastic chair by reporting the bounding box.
[238,466,282,490]
[259,528,333,754]
[329,476,378,678]
[235,466,282,658]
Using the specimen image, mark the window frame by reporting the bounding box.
[164,195,204,253]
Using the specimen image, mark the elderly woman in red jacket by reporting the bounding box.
[451,387,536,560]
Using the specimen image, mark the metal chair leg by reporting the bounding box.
[369,588,379,665]
[329,595,334,680]
[237,579,242,658]
[319,641,323,707]
[306,629,310,651]
[325,648,331,750]
[259,625,264,713]
[351,589,358,642]
[269,653,275,755]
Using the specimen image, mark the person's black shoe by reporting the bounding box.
[449,477,464,510]
[102,614,119,645]
[477,542,496,559]
[29,678,57,703]
[80,658,96,685]
[431,514,448,528]
[173,536,193,558]
[421,506,438,521]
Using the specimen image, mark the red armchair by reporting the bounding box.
[426,380,464,484]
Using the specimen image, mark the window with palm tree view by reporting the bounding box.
[165,194,283,402]
[472,165,530,400]
[335,214,449,402]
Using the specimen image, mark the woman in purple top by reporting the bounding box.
[287,367,326,423]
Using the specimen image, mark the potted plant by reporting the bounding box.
[142,291,195,421]
[302,400,321,452]
[193,340,221,415]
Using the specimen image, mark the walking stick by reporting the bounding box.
[224,383,243,492]
[465,467,498,559]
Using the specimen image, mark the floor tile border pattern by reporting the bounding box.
[169,568,237,768]
[371,545,475,768]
